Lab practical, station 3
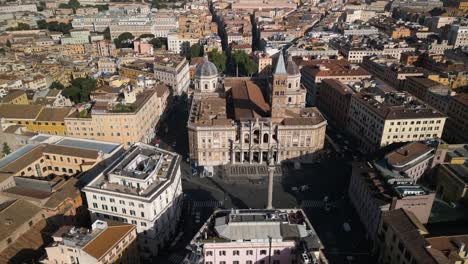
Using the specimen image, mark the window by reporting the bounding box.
[260,250,267,255]
[100,196,106,201]
[206,251,213,256]
[274,249,281,255]
[246,261,253,264]
[233,250,240,255]
[110,198,115,203]
[119,200,125,205]
[93,203,98,208]
[273,261,280,264]
[141,222,147,227]
[130,210,136,216]
[219,250,226,256]
[246,250,253,255]
[141,212,145,217]
[233,261,239,264]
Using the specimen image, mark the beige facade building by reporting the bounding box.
[188,54,327,167]
[347,90,447,152]
[65,85,169,147]
[44,220,139,264]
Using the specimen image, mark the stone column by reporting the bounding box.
[267,160,275,209]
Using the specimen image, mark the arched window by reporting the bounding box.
[263,134,269,143]
[204,83,208,90]
[244,134,250,144]
[253,130,260,144]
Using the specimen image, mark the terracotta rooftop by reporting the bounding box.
[385,142,434,168]
[230,79,270,120]
[35,107,71,122]
[0,104,42,119]
[301,59,371,78]
[0,199,42,240]
[82,223,135,261]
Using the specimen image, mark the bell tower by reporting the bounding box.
[271,51,288,118]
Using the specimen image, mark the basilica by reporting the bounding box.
[187,53,327,167]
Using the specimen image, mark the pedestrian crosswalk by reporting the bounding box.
[193,200,222,208]
[300,200,324,208]
[167,253,186,264]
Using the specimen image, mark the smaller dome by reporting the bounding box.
[195,56,218,78]
[286,58,300,76]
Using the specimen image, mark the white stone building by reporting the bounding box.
[83,143,183,260]
[153,55,190,95]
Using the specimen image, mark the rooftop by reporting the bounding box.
[382,209,438,264]
[353,91,446,120]
[191,209,323,251]
[85,143,180,199]
[52,220,135,261]
[385,142,434,169]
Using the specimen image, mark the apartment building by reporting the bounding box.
[330,35,416,63]
[110,21,153,40]
[434,143,468,204]
[186,209,328,264]
[154,55,190,95]
[253,51,272,76]
[65,85,169,147]
[0,135,121,183]
[349,162,435,243]
[60,29,90,45]
[444,94,468,144]
[347,90,446,152]
[448,24,468,48]
[83,143,183,259]
[0,105,71,136]
[377,209,468,264]
[318,79,355,128]
[362,56,426,89]
[188,54,327,167]
[300,59,371,105]
[167,11,218,55]
[152,11,179,38]
[44,220,139,264]
[404,77,467,144]
[92,39,115,57]
[0,4,37,13]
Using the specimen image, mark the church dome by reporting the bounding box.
[195,56,218,78]
[286,58,300,76]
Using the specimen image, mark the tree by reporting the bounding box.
[244,59,258,76]
[149,37,167,49]
[2,143,11,156]
[103,27,111,40]
[37,19,47,29]
[68,0,81,9]
[209,49,226,73]
[114,32,134,48]
[231,50,258,76]
[50,81,65,90]
[140,34,155,39]
[189,43,203,59]
[6,40,11,48]
[7,22,31,31]
[63,78,97,103]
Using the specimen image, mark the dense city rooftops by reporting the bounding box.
[353,91,446,120]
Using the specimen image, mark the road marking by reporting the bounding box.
[168,253,186,263]
[193,200,222,208]
[300,200,324,208]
